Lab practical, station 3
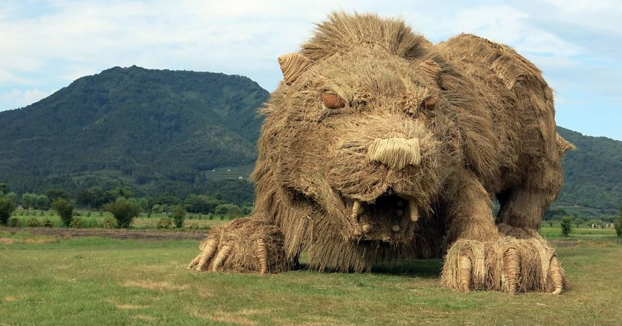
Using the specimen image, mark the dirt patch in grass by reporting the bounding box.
[124,280,189,291]
[1,227,206,241]
[132,314,157,322]
[549,239,579,248]
[0,235,59,244]
[116,304,149,310]
[190,309,269,326]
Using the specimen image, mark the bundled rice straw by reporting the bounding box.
[189,12,572,294]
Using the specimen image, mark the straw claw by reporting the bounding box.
[441,234,568,294]
[189,217,292,274]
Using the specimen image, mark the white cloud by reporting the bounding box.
[0,88,51,111]
[1,0,622,139]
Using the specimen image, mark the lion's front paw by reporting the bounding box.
[188,218,291,274]
[440,235,567,294]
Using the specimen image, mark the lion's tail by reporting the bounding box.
[556,133,576,156]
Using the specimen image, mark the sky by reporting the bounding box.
[1,0,621,140]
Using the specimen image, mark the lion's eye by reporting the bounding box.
[322,93,346,109]
[422,97,436,110]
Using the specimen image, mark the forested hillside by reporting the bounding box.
[556,127,622,217]
[0,66,267,204]
[0,67,620,217]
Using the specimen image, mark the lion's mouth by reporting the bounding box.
[346,190,419,244]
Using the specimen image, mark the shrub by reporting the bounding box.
[27,218,41,227]
[171,205,186,228]
[188,223,200,230]
[157,218,173,229]
[100,217,117,229]
[43,219,54,227]
[51,199,74,227]
[0,197,17,225]
[614,213,622,243]
[8,217,20,227]
[70,217,84,229]
[560,216,573,237]
[102,198,141,228]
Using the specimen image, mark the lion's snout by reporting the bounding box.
[367,137,421,170]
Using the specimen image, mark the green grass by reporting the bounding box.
[540,225,618,241]
[1,229,621,325]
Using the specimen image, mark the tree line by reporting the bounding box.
[0,181,252,228]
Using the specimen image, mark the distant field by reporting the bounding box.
[8,210,235,229]
[203,164,255,180]
[1,224,621,325]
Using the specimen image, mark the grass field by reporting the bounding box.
[1,226,621,325]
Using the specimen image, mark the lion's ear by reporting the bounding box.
[418,59,441,81]
[278,53,313,85]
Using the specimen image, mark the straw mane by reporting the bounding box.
[190,12,573,294]
[301,12,431,61]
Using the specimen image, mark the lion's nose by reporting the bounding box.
[367,137,421,170]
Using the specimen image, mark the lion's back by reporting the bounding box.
[435,34,561,192]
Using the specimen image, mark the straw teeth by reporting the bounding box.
[409,200,419,222]
[351,200,363,221]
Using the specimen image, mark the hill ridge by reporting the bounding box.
[0,67,620,216]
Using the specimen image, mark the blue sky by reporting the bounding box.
[1,0,621,140]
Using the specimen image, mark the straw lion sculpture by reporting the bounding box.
[189,12,574,294]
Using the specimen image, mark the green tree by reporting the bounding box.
[137,197,150,213]
[614,208,622,243]
[51,198,74,227]
[0,182,9,196]
[35,194,49,210]
[560,216,573,237]
[21,192,37,209]
[102,197,141,228]
[171,205,186,228]
[76,189,93,208]
[184,194,222,214]
[5,192,17,203]
[0,197,17,225]
[89,187,110,209]
[214,203,242,218]
[152,204,164,214]
[45,189,69,203]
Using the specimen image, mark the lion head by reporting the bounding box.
[251,12,473,248]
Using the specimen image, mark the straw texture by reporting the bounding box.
[189,12,572,293]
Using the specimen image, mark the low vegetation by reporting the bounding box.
[102,198,142,228]
[0,227,620,325]
[51,198,74,226]
[0,196,16,225]
[614,209,622,243]
[560,216,573,237]
[171,205,186,228]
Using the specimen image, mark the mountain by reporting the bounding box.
[556,127,622,218]
[0,66,268,204]
[0,67,620,217]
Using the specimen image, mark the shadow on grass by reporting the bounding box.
[296,258,443,278]
[372,259,443,278]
